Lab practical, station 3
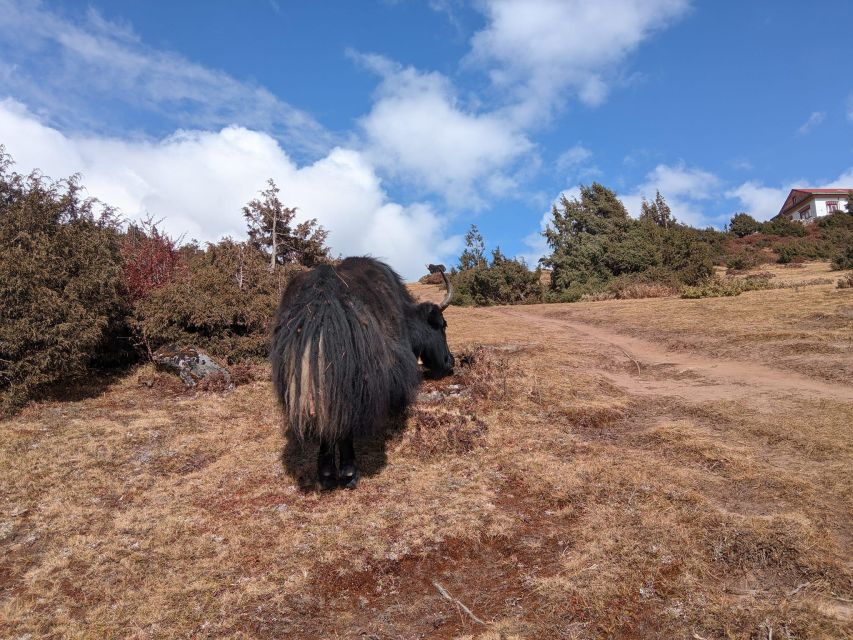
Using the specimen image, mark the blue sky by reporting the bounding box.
[0,0,851,278]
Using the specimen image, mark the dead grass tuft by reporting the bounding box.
[453,344,523,404]
[397,407,488,458]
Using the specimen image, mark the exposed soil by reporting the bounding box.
[497,307,853,404]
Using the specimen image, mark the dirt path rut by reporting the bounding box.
[495,307,853,404]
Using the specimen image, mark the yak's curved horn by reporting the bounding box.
[427,263,453,310]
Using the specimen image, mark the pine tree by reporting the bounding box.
[639,190,675,228]
[653,190,674,229]
[242,179,329,270]
[458,224,486,271]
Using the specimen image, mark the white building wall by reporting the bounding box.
[790,196,849,222]
[813,196,848,216]
[792,200,816,221]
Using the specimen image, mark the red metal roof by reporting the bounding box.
[789,188,851,194]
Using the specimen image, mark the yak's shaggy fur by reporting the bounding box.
[271,257,449,443]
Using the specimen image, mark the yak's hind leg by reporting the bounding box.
[339,434,359,489]
[318,437,337,490]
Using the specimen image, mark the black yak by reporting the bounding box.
[271,257,454,489]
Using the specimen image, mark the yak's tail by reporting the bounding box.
[271,266,414,441]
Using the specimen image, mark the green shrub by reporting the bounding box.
[452,249,542,306]
[729,213,760,237]
[132,239,294,360]
[760,217,806,237]
[681,274,774,299]
[0,153,126,415]
[660,227,714,285]
[725,252,760,271]
[832,245,853,270]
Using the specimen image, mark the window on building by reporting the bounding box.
[826,201,838,213]
[798,206,811,219]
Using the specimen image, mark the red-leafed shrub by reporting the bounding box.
[121,216,181,305]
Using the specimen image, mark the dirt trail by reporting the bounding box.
[495,307,853,403]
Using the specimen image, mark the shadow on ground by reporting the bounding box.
[279,414,409,491]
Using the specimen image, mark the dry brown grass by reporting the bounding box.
[1,274,851,638]
[542,262,853,383]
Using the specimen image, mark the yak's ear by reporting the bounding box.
[418,302,444,328]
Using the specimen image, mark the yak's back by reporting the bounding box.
[271,258,418,441]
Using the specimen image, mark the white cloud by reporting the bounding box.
[725,181,791,220]
[468,0,690,124]
[0,0,330,156]
[726,169,853,221]
[356,54,533,208]
[796,111,825,135]
[556,144,592,171]
[0,99,456,280]
[621,163,721,226]
[730,158,754,171]
[828,168,853,186]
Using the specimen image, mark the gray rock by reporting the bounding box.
[152,345,232,388]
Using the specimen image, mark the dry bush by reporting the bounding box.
[397,407,487,458]
[453,344,520,404]
[395,344,521,458]
[614,280,679,299]
[681,274,775,298]
[581,290,618,302]
[418,271,445,285]
[837,273,853,289]
[137,371,190,395]
[229,363,259,386]
[195,370,233,393]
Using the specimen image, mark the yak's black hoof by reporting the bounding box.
[319,469,338,491]
[339,466,359,489]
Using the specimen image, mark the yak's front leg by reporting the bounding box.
[339,433,359,489]
[318,437,337,490]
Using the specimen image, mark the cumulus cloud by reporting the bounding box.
[556,144,592,172]
[726,168,853,221]
[0,99,457,280]
[468,0,690,124]
[725,181,791,220]
[796,111,826,135]
[621,163,722,226]
[0,0,330,156]
[355,54,533,209]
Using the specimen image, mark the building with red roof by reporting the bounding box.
[776,188,851,223]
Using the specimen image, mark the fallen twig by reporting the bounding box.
[787,582,809,597]
[617,346,641,375]
[433,581,485,625]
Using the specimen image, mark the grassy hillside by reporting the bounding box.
[1,266,851,638]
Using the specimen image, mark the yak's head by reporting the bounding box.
[411,265,455,378]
